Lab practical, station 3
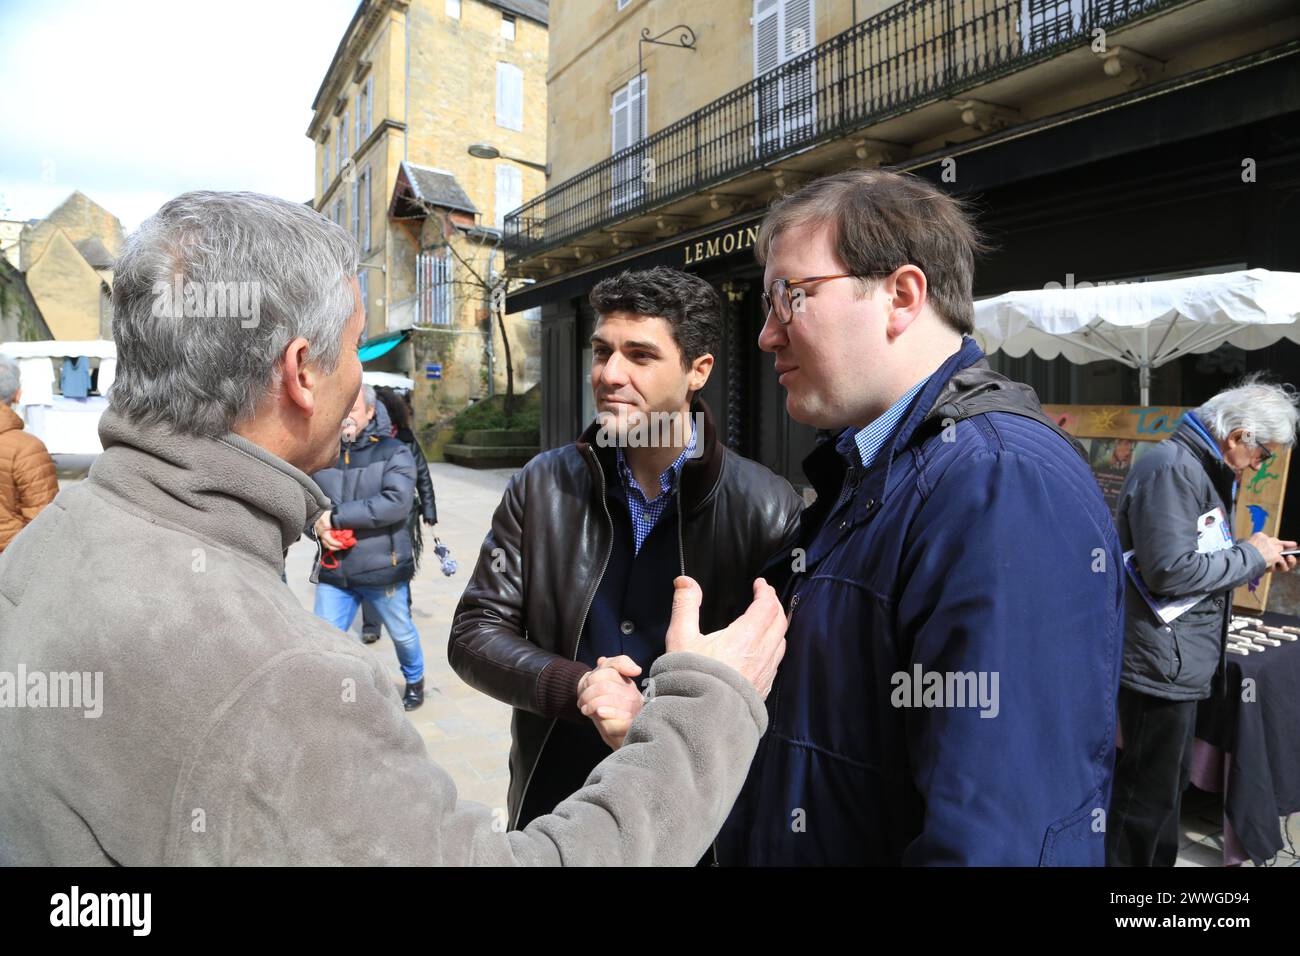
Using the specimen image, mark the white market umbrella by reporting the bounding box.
[972,269,1300,404]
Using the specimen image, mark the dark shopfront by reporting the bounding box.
[508,44,1300,536]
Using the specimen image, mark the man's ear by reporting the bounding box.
[687,353,714,394]
[281,337,318,415]
[885,265,928,339]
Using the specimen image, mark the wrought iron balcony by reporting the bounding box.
[504,0,1183,262]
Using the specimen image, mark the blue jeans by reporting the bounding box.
[314,581,424,684]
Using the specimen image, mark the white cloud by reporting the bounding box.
[0,0,360,230]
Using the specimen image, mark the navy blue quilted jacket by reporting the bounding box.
[718,337,1125,866]
[311,414,417,589]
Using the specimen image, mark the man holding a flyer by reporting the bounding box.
[1108,375,1299,866]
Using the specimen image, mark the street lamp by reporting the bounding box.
[467,143,549,176]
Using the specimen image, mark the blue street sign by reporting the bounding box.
[425,363,442,380]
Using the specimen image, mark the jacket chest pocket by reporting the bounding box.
[775,575,894,764]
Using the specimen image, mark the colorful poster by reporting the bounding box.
[1043,404,1292,612]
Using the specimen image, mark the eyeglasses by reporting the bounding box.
[761,272,894,325]
[1254,445,1277,468]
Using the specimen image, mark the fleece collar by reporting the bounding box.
[90,407,331,575]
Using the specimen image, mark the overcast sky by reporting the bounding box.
[0,0,360,232]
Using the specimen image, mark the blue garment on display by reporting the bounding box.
[60,356,92,398]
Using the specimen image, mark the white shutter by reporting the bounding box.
[629,72,646,143]
[341,113,349,163]
[496,62,523,131]
[365,76,373,135]
[610,85,629,154]
[362,167,371,250]
[322,141,330,189]
[782,0,815,59]
[495,164,522,230]
[753,0,781,77]
[354,92,361,143]
[351,176,360,240]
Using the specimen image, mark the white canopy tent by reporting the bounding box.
[0,340,415,455]
[362,371,415,391]
[971,269,1300,405]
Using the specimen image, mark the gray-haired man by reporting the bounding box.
[1108,375,1298,866]
[0,190,788,865]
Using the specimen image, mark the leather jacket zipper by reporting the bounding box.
[670,473,717,865]
[512,445,615,830]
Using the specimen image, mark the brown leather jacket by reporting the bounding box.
[448,401,804,825]
[0,404,58,552]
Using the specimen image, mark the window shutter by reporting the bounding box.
[351,176,360,241]
[496,63,523,131]
[753,0,781,77]
[629,72,646,143]
[495,164,522,230]
[782,0,815,59]
[365,76,373,135]
[610,85,629,154]
[363,167,371,251]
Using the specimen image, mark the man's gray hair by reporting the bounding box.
[0,355,19,404]
[362,384,376,410]
[1198,373,1300,448]
[110,190,360,436]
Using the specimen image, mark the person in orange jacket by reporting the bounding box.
[0,354,58,553]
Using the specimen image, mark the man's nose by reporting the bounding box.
[600,351,630,386]
[757,308,786,354]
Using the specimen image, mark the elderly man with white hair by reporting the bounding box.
[0,191,788,865]
[0,354,58,553]
[1108,374,1299,866]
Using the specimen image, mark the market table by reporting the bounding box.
[1190,612,1300,865]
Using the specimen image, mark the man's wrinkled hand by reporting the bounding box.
[664,576,787,700]
[577,655,643,750]
[1249,533,1298,574]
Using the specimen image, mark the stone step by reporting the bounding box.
[444,444,539,469]
[462,429,540,447]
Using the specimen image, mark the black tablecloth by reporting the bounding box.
[1195,612,1300,864]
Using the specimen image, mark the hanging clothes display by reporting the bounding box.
[61,356,92,398]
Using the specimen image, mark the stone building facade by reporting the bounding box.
[308,0,548,440]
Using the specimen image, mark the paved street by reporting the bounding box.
[284,461,518,816]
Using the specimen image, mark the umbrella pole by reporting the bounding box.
[1140,327,1150,406]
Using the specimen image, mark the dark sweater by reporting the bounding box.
[516,478,683,827]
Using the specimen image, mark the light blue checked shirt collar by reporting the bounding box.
[615,420,698,555]
[842,377,929,471]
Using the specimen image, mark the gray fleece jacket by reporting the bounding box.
[0,408,766,865]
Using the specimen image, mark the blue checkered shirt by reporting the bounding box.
[848,378,928,470]
[615,423,698,555]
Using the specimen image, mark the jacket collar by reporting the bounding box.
[0,404,24,436]
[89,407,331,575]
[802,337,987,506]
[576,397,725,516]
[1171,416,1237,510]
[800,335,1082,534]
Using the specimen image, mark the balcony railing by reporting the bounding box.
[505,0,1182,261]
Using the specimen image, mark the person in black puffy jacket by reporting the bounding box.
[311,385,427,710]
[360,387,437,645]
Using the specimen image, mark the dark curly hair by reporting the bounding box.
[589,266,722,369]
